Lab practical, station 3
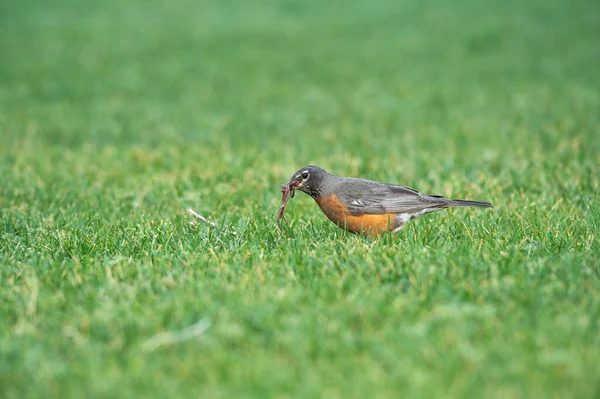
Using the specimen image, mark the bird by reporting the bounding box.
[283,165,493,235]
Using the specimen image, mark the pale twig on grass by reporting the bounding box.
[187,207,237,236]
[141,319,211,353]
[187,208,217,227]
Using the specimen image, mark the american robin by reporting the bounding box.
[283,165,493,235]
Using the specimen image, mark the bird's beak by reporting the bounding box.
[286,178,304,188]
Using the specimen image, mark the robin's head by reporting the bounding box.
[287,165,330,198]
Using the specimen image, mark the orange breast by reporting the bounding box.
[315,194,397,235]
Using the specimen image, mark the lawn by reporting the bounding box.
[1,0,599,397]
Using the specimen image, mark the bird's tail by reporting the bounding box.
[447,199,493,208]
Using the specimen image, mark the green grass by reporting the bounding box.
[1,0,599,397]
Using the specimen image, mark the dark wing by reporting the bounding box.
[338,181,449,216]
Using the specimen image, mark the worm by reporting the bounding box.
[277,181,300,228]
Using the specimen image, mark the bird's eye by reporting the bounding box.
[301,171,309,179]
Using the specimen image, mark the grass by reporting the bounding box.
[1,0,599,397]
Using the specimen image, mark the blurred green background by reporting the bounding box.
[1,0,599,398]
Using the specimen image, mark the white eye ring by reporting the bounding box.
[301,171,309,179]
